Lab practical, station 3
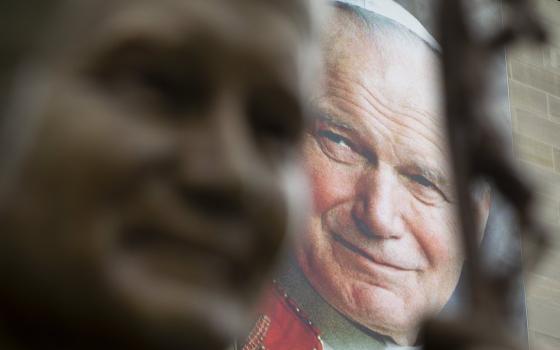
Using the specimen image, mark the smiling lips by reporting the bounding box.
[330,232,421,272]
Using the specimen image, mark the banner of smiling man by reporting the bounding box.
[239,1,525,350]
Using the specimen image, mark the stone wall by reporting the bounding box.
[508,0,560,348]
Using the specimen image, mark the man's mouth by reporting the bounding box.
[330,232,415,272]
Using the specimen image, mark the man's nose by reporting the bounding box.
[352,165,405,240]
[176,90,254,218]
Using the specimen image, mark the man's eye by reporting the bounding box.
[316,129,364,165]
[409,174,435,188]
[321,130,351,147]
[406,174,450,203]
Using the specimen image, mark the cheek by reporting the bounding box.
[303,138,357,214]
[410,202,463,266]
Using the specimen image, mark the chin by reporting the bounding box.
[102,257,250,350]
[316,276,424,344]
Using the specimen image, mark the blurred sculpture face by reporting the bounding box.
[296,11,489,346]
[0,0,312,349]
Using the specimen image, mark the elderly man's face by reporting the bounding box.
[296,18,483,345]
[0,0,310,349]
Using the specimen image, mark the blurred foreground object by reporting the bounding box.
[422,0,550,349]
[0,1,321,349]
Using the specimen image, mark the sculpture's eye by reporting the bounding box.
[247,86,304,158]
[88,41,212,116]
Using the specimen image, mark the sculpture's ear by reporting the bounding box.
[473,183,492,244]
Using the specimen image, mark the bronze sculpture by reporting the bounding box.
[0,1,320,349]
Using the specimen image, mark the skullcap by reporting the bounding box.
[333,0,441,52]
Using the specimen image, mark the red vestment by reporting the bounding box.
[242,282,324,350]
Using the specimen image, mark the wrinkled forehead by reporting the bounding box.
[323,9,442,121]
[316,8,446,154]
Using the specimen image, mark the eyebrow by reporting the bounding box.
[315,113,356,132]
[317,112,451,190]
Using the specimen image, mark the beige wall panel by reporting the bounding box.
[516,109,560,148]
[513,132,554,168]
[554,148,560,173]
[509,81,548,115]
[543,45,560,74]
[537,0,560,26]
[547,94,560,121]
[526,297,560,338]
[511,60,560,96]
[531,330,560,350]
[508,45,544,68]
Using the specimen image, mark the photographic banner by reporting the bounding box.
[240,1,525,349]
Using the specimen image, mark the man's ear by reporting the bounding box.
[473,185,492,244]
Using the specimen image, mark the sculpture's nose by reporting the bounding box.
[175,87,254,219]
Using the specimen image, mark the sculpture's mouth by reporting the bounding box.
[107,224,251,347]
[119,223,242,290]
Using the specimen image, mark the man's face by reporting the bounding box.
[296,18,468,345]
[0,1,309,349]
